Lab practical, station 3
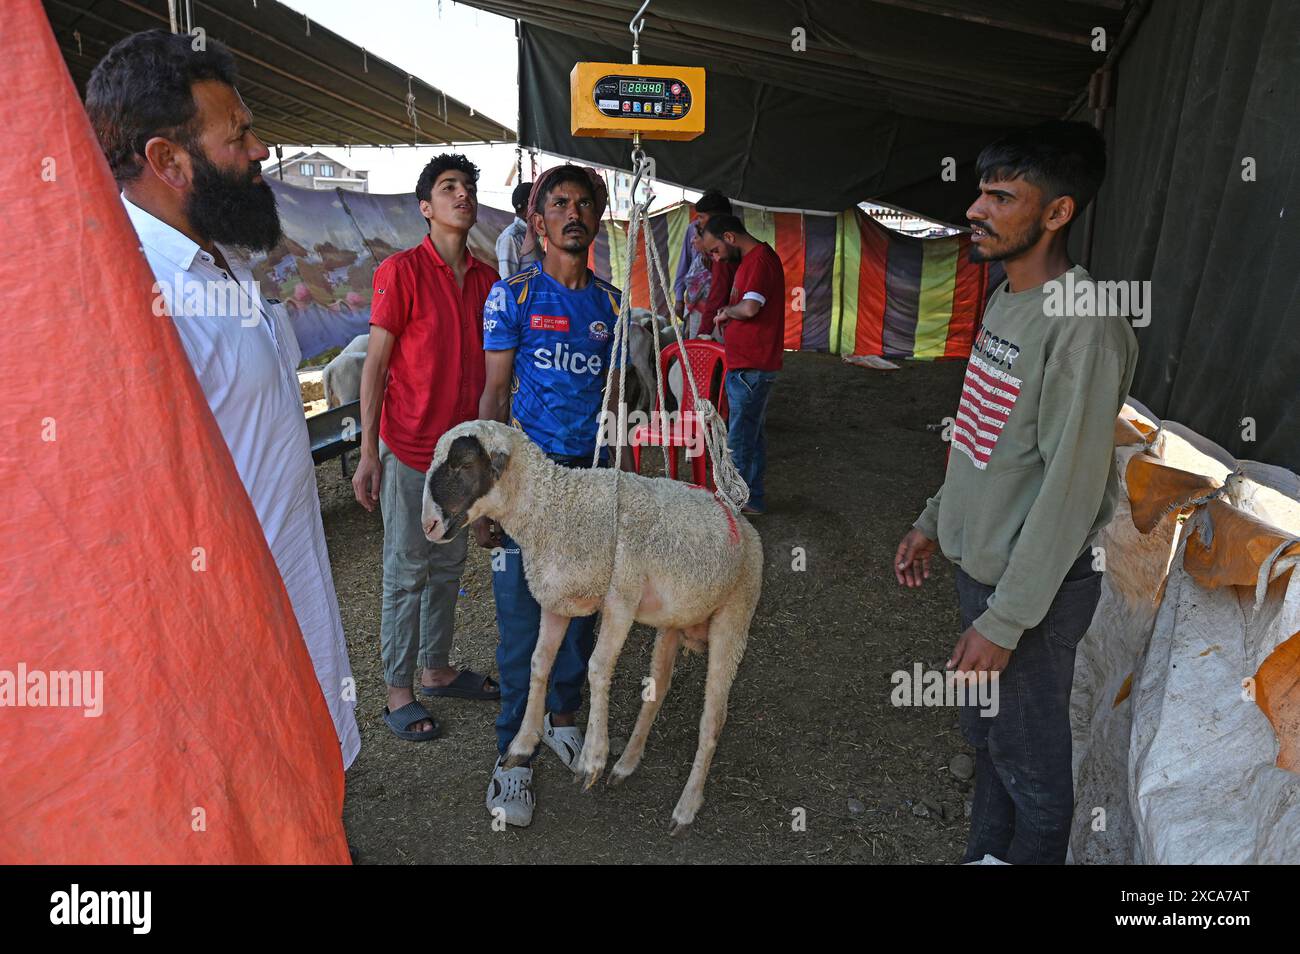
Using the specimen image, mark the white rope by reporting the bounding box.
[592,177,645,590]
[593,183,642,470]
[592,151,748,512]
[641,203,748,511]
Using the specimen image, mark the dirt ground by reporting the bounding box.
[320,350,973,863]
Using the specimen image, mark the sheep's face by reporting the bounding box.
[422,434,507,542]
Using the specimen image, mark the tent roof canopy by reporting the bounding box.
[44,0,516,147]
[463,0,1136,218]
[473,0,1128,126]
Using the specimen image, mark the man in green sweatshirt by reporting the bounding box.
[894,120,1138,864]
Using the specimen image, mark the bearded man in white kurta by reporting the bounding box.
[86,30,360,769]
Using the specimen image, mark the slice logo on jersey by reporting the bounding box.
[533,342,603,376]
[588,320,610,342]
[952,353,1021,471]
[530,314,571,332]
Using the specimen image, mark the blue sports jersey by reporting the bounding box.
[482,264,623,457]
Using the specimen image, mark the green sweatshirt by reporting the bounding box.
[914,264,1138,649]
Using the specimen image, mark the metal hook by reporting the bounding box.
[629,0,651,62]
[629,146,654,212]
[629,0,651,40]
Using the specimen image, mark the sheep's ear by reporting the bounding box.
[489,451,510,480]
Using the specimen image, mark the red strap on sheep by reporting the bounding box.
[713,495,740,546]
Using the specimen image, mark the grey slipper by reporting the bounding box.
[382,701,440,741]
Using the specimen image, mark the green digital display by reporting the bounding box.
[619,79,665,97]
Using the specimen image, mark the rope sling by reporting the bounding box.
[591,147,750,514]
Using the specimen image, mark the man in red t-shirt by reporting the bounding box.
[351,154,501,741]
[699,214,785,515]
[670,190,737,339]
[695,247,738,340]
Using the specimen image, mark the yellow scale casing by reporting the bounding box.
[570,62,705,141]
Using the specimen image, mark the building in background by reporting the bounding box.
[265,150,370,192]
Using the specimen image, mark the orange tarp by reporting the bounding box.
[1123,455,1221,534]
[0,0,348,863]
[1121,435,1300,778]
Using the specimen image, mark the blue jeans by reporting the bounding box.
[491,454,599,758]
[955,551,1102,864]
[724,369,777,511]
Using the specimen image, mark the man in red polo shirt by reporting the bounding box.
[699,214,786,515]
[352,154,501,741]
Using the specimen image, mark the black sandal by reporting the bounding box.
[419,668,501,700]
[381,701,440,741]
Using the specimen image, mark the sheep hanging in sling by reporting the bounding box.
[421,420,763,833]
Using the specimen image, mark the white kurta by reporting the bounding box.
[123,196,361,770]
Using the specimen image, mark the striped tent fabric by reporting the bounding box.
[588,202,994,360]
[243,180,994,362]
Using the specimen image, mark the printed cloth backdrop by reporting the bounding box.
[239,181,996,362]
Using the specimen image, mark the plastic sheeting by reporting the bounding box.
[0,0,349,864]
[1069,404,1300,864]
[594,202,994,359]
[263,184,994,363]
[238,182,513,359]
[1083,0,1300,473]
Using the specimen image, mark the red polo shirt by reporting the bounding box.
[370,235,498,471]
[724,242,785,371]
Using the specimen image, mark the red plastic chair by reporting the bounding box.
[630,340,728,489]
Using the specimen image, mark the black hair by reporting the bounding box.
[703,214,746,239]
[975,120,1107,217]
[415,153,480,204]
[511,181,533,211]
[537,165,595,209]
[86,29,239,183]
[695,190,732,216]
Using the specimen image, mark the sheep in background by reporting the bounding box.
[627,309,694,413]
[321,334,369,408]
[622,309,666,417]
[420,419,763,833]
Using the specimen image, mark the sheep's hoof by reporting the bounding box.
[607,770,627,787]
[582,769,602,791]
[669,821,692,838]
[501,752,528,770]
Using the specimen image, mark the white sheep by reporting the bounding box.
[420,419,763,833]
[321,334,369,407]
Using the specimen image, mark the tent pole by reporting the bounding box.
[1081,67,1112,270]
[515,18,525,161]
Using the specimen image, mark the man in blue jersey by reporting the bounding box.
[478,165,630,826]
